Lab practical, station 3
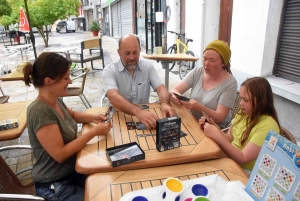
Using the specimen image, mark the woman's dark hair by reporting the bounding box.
[23,52,71,88]
[235,77,281,144]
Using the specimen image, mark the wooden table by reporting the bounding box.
[142,53,199,89]
[85,158,249,201]
[76,103,221,174]
[0,101,32,141]
[0,70,24,81]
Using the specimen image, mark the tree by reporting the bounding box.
[0,0,12,17]
[0,0,80,47]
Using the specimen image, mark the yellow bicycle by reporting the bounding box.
[167,31,195,79]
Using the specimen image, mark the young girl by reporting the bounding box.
[200,77,280,173]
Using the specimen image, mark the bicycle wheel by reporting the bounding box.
[179,50,196,80]
[167,46,177,71]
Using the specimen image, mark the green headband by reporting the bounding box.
[204,40,231,65]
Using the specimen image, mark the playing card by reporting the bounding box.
[126,122,137,130]
[202,111,210,123]
[138,105,149,110]
[136,122,147,130]
[180,131,188,138]
[104,106,114,123]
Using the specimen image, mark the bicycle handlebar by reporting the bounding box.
[167,31,193,43]
[167,31,185,37]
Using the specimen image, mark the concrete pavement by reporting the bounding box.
[0,31,182,184]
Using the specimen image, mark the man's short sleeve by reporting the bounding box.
[103,63,118,94]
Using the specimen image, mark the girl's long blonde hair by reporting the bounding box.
[234,77,281,145]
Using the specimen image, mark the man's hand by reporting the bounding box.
[135,110,158,129]
[161,103,176,118]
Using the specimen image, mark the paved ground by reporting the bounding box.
[0,31,182,184]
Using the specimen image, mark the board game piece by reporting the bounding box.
[274,165,296,192]
[250,174,268,197]
[246,131,300,201]
[293,181,300,201]
[258,153,277,178]
[120,174,254,201]
[265,187,285,201]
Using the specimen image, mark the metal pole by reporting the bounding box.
[24,0,37,59]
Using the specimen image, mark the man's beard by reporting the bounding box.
[122,59,138,70]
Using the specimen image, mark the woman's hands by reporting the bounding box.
[90,113,113,136]
[90,113,107,123]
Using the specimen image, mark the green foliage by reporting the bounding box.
[0,0,12,17]
[0,0,80,46]
[90,20,100,31]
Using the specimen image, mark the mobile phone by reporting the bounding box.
[104,106,114,123]
[172,92,190,102]
[202,111,210,123]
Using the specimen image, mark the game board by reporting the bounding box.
[120,174,253,201]
[245,130,300,201]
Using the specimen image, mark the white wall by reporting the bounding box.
[167,0,220,66]
[231,0,270,76]
[230,0,300,140]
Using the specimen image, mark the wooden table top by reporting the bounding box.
[0,70,24,81]
[76,103,221,174]
[142,53,199,61]
[85,158,249,201]
[0,100,32,141]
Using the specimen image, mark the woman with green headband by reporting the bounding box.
[170,40,237,129]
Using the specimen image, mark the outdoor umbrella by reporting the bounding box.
[19,5,37,59]
[19,7,30,33]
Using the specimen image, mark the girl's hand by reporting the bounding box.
[203,122,221,141]
[91,114,107,124]
[92,121,112,136]
[199,117,206,129]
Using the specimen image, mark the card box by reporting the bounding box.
[106,142,145,167]
[156,116,181,152]
[0,118,18,131]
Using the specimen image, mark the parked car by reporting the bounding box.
[56,21,76,33]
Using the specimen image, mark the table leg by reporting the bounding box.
[161,61,170,90]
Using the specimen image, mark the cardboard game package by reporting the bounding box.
[245,130,300,201]
[156,116,181,152]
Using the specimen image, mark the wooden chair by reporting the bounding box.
[281,126,297,144]
[63,67,92,108]
[69,38,104,70]
[0,145,45,200]
[0,95,9,103]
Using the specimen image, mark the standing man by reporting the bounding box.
[103,34,176,129]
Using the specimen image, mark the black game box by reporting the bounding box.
[106,142,145,167]
[156,116,181,152]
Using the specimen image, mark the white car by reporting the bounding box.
[56,21,76,33]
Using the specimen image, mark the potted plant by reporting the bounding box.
[90,20,100,36]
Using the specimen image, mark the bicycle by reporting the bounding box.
[167,31,195,79]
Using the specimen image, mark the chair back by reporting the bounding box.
[0,156,36,195]
[71,67,90,93]
[281,126,297,144]
[231,91,241,120]
[82,38,101,50]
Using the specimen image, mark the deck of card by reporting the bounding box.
[172,92,190,102]
[0,118,19,131]
[104,106,114,123]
